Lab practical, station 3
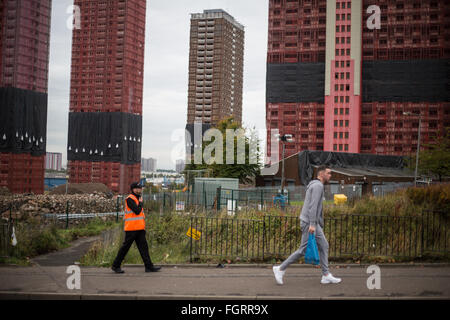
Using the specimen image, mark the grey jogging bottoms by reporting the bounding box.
[279,220,329,275]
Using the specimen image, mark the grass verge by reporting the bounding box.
[0,218,121,266]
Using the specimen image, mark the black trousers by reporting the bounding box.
[112,230,154,269]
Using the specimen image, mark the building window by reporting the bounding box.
[333,144,337,151]
[344,144,348,151]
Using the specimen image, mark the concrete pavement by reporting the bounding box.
[0,264,449,299]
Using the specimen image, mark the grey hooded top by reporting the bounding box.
[299,179,324,228]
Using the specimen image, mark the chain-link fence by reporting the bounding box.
[143,182,417,214]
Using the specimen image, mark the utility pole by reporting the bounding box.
[404,111,422,187]
[277,134,294,193]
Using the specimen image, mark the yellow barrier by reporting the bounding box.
[334,194,347,205]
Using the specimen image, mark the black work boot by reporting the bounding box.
[111,266,125,273]
[145,266,161,272]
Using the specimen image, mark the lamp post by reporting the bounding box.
[276,134,294,192]
[403,111,422,187]
[65,166,70,195]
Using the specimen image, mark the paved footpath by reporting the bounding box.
[0,264,449,299]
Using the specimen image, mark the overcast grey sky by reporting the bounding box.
[47,0,268,170]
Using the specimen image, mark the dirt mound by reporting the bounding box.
[50,183,113,196]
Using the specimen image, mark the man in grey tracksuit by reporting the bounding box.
[273,165,341,285]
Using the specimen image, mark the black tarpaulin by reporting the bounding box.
[298,150,405,186]
[266,62,325,103]
[0,87,47,156]
[362,59,450,102]
[67,112,142,164]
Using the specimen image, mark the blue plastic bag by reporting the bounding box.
[305,233,320,265]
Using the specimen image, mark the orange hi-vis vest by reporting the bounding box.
[124,194,145,231]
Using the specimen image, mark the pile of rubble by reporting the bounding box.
[0,187,11,196]
[0,193,121,222]
[49,183,114,197]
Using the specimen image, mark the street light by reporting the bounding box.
[65,166,70,195]
[403,111,422,187]
[275,133,294,192]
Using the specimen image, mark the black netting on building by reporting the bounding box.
[266,62,325,103]
[0,87,47,156]
[67,112,142,164]
[362,59,450,102]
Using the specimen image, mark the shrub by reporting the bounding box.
[406,184,450,213]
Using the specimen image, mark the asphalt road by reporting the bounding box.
[0,264,449,300]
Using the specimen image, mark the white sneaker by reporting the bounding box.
[321,273,342,284]
[273,266,285,285]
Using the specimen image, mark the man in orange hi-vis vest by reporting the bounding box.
[111,182,161,273]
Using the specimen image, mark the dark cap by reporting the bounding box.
[130,182,143,190]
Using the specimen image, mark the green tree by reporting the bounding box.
[410,127,450,182]
[184,117,262,184]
